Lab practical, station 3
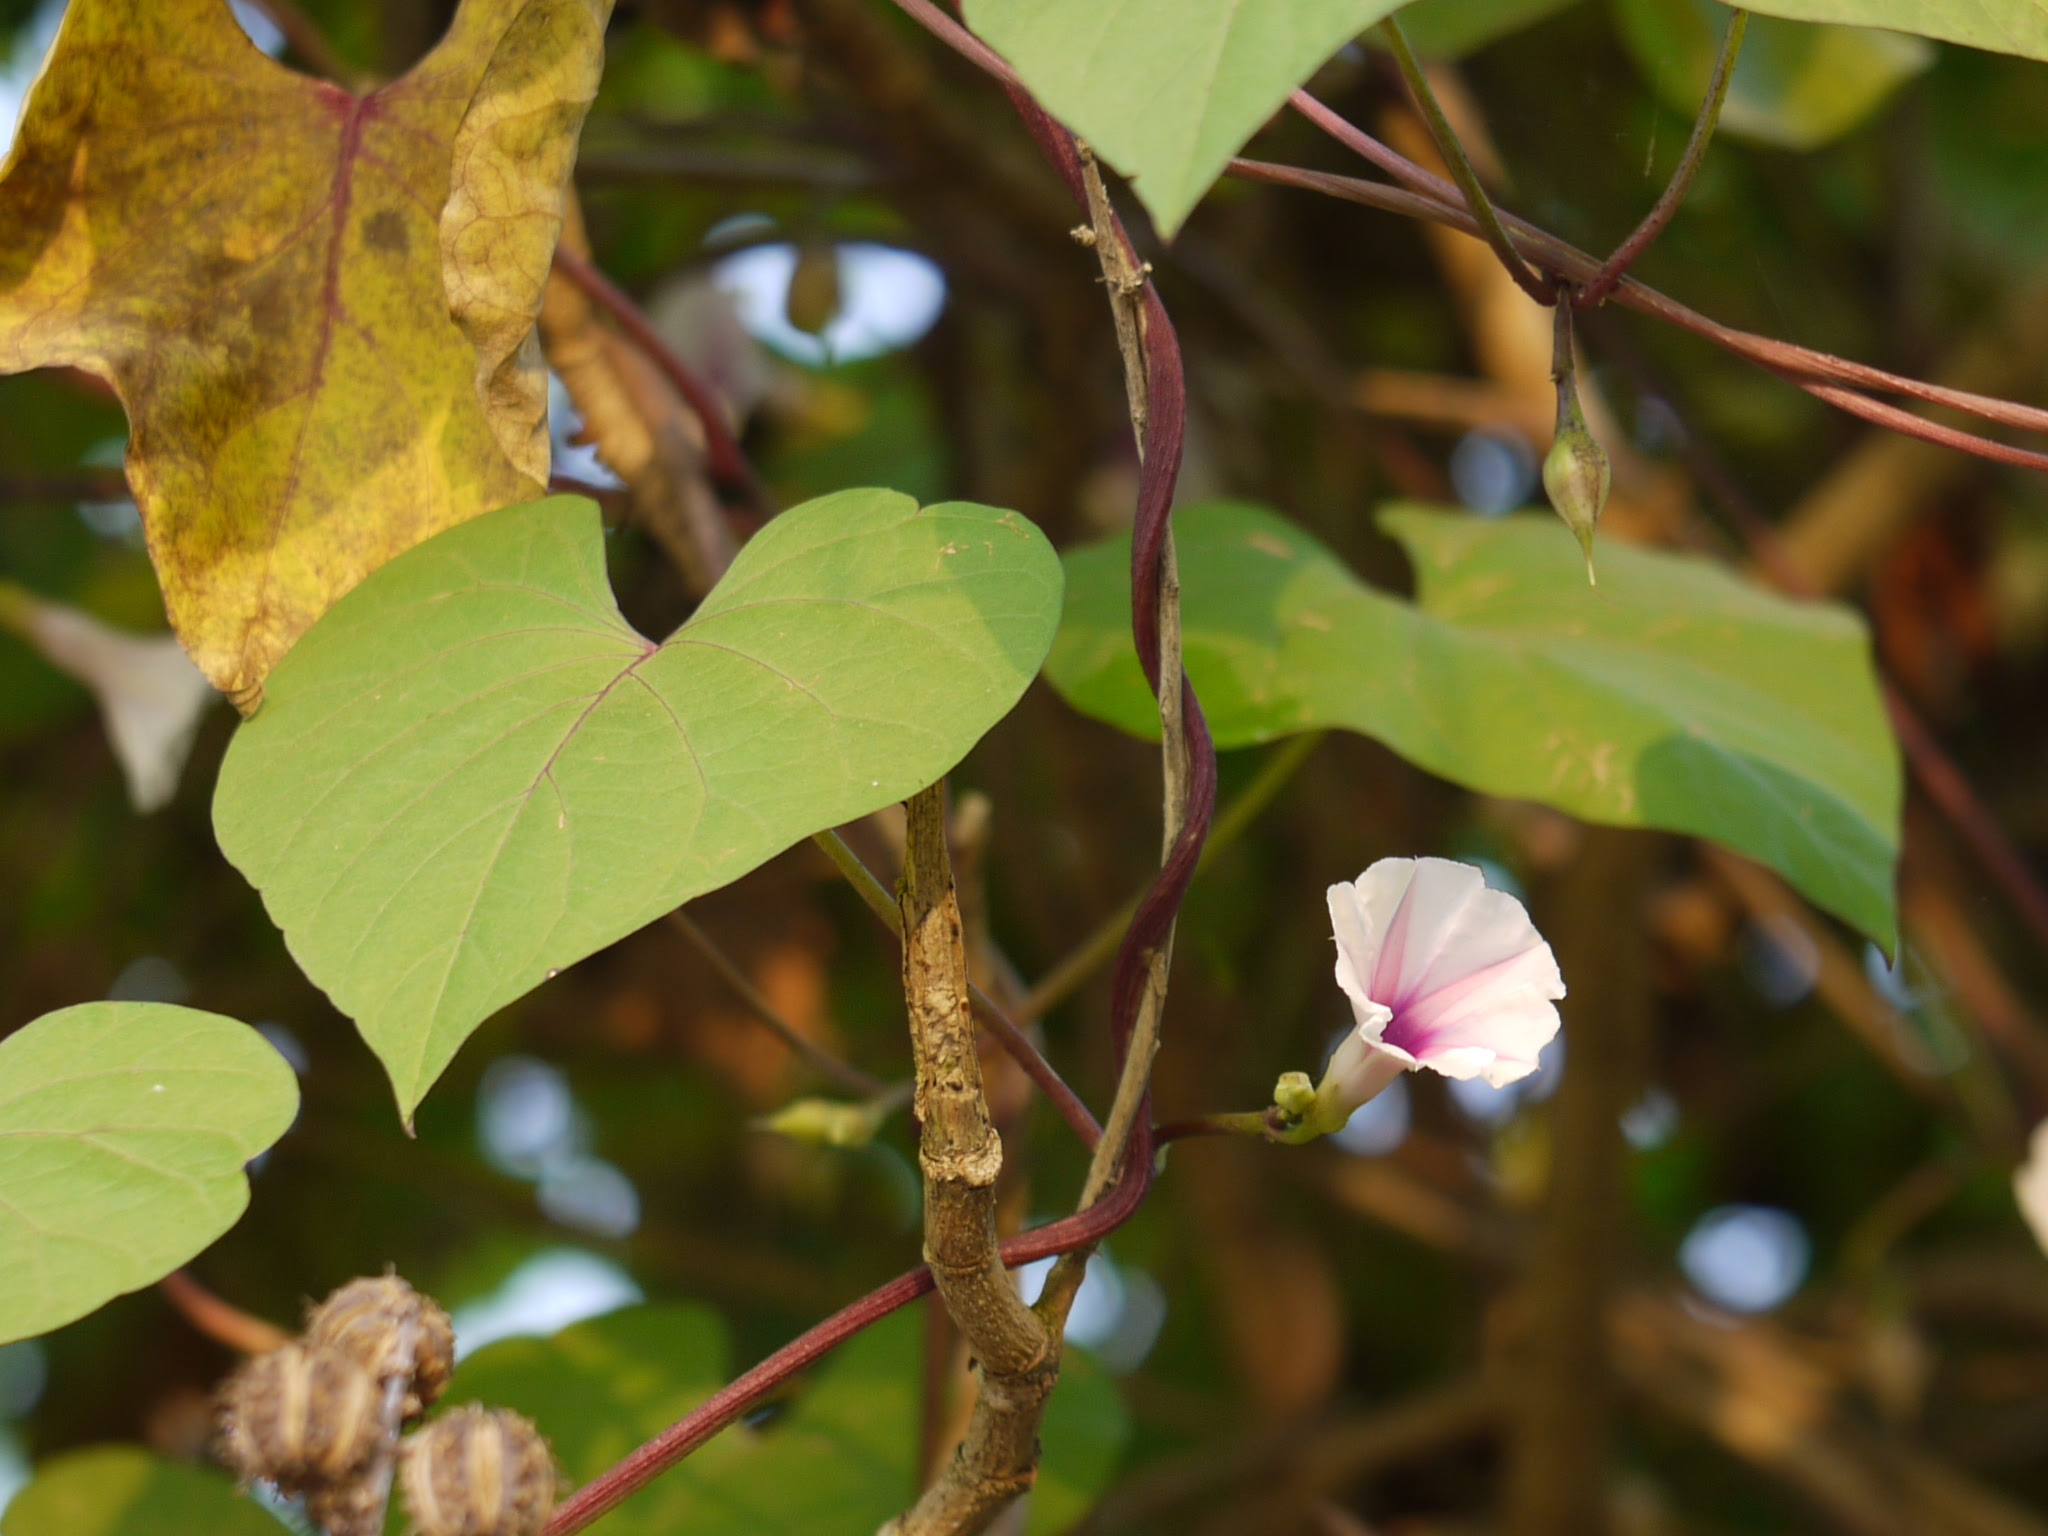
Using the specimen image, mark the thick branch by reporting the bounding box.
[884,785,1057,1536]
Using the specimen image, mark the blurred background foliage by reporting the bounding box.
[4,0,2048,1532]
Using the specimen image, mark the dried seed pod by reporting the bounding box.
[304,1475,386,1536]
[306,1274,456,1421]
[400,1405,558,1536]
[216,1342,381,1492]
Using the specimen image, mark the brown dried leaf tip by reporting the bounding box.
[306,1273,456,1423]
[217,1343,382,1494]
[401,1405,559,1536]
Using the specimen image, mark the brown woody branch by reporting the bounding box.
[881,785,1059,1536]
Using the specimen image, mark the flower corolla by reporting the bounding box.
[1307,857,1565,1135]
[2014,1118,2048,1258]
[3,585,217,813]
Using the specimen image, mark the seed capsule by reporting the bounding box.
[304,1476,385,1536]
[400,1405,558,1536]
[306,1274,455,1422]
[1543,414,1608,587]
[217,1343,381,1492]
[1543,291,1609,586]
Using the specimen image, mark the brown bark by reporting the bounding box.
[883,784,1058,1536]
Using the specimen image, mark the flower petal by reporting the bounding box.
[1399,860,1556,1005]
[1328,868,1409,1034]
[24,600,216,813]
[1328,856,1565,1082]
[1368,857,1491,1006]
[2016,1119,2048,1259]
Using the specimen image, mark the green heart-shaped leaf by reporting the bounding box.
[963,0,1400,237]
[1730,0,2048,62]
[0,1447,282,1536]
[215,491,1061,1121]
[1045,501,1900,945]
[0,1004,298,1345]
[446,1303,1127,1534]
[1390,0,1585,58]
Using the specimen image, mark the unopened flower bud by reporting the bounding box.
[1272,1071,1317,1120]
[305,1273,455,1424]
[217,1342,382,1492]
[401,1405,558,1536]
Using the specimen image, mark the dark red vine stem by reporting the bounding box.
[1230,153,2048,473]
[994,77,1221,1166]
[890,0,2048,470]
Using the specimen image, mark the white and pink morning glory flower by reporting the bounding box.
[1286,857,1566,1139]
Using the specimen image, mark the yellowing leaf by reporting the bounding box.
[0,0,611,708]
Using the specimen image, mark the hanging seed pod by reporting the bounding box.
[306,1273,456,1422]
[1543,294,1609,587]
[400,1405,558,1536]
[216,1342,382,1492]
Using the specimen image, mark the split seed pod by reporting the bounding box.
[400,1405,558,1536]
[306,1273,456,1423]
[304,1477,386,1536]
[217,1342,382,1492]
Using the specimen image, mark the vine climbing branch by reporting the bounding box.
[881,786,1060,1533]
[1377,16,1552,305]
[1580,9,1748,305]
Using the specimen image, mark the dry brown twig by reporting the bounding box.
[160,1270,291,1356]
[539,198,738,593]
[882,785,1060,1535]
[1055,145,1189,1217]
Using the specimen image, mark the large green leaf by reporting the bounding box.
[1614,0,1934,149]
[1045,502,1900,944]
[214,491,1061,1121]
[1736,0,2048,60]
[962,0,1400,237]
[0,1004,298,1346]
[0,1447,283,1536]
[446,1304,1129,1534]
[1391,0,1584,57]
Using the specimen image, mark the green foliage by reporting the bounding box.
[214,491,1063,1121]
[1735,0,2048,60]
[1045,501,1900,944]
[0,1004,297,1345]
[445,1304,1129,1534]
[0,1447,280,1536]
[963,0,1400,236]
[1391,0,1583,55]
[1613,0,1933,150]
